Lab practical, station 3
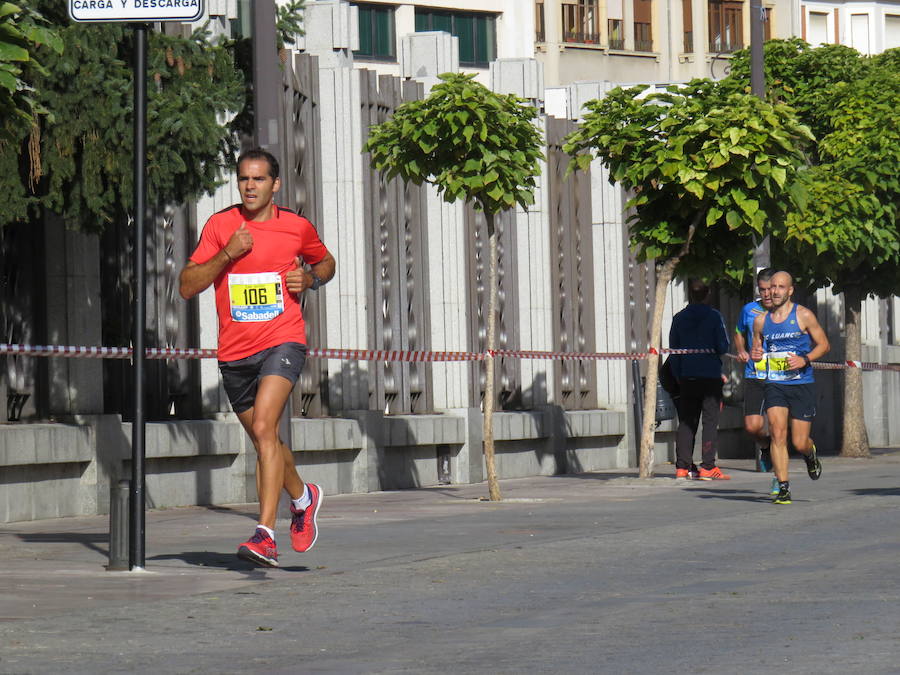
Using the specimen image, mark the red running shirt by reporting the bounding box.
[189,205,329,362]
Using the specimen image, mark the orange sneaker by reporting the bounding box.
[698,466,730,480]
[290,483,323,552]
[237,528,279,567]
[675,468,691,479]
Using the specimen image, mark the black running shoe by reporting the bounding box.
[773,486,792,505]
[804,444,822,480]
[758,446,772,473]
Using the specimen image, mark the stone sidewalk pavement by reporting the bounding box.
[2,451,900,674]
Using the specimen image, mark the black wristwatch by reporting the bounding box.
[802,355,811,367]
[309,272,323,291]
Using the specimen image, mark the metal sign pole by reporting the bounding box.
[67,0,206,573]
[129,23,148,571]
[750,0,770,270]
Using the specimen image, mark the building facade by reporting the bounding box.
[304,0,899,91]
[799,0,900,52]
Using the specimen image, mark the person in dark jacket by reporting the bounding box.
[669,279,730,480]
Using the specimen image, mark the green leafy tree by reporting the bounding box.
[276,0,306,50]
[564,80,812,477]
[0,2,62,134]
[728,42,900,457]
[0,1,245,232]
[777,64,900,457]
[365,72,543,501]
[726,39,867,148]
[0,1,62,199]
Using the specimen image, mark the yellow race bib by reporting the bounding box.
[228,272,284,322]
[751,356,768,377]
[766,351,800,381]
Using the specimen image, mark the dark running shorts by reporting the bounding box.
[219,342,307,414]
[743,378,766,417]
[763,381,816,421]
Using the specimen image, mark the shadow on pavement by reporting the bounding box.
[149,550,309,574]
[848,487,900,496]
[549,472,638,481]
[689,488,775,503]
[16,532,109,557]
[202,505,258,522]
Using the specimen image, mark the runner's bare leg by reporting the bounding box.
[236,375,304,529]
[767,405,791,483]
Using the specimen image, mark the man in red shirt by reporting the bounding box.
[180,148,335,566]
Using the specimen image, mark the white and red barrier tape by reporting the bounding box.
[2,342,899,371]
[0,344,481,363]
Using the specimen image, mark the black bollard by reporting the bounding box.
[108,479,130,571]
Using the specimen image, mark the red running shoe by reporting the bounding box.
[290,483,323,552]
[237,528,279,567]
[698,466,731,480]
[675,468,691,479]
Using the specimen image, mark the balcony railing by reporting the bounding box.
[709,37,743,52]
[634,22,652,51]
[563,31,601,44]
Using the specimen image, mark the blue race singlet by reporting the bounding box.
[738,300,768,380]
[761,304,814,384]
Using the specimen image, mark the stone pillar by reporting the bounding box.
[490,60,554,408]
[446,407,484,485]
[345,409,385,492]
[296,0,371,412]
[296,0,357,68]
[75,414,126,515]
[400,31,459,90]
[398,30,472,411]
[490,58,544,101]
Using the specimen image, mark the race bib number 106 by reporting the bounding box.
[228,272,284,322]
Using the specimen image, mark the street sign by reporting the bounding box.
[68,0,204,23]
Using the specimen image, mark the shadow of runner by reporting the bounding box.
[848,487,900,496]
[149,550,309,574]
[689,487,776,503]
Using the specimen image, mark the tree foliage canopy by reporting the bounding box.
[727,41,900,298]
[364,72,544,215]
[726,39,867,147]
[563,79,813,285]
[0,2,63,135]
[0,0,245,232]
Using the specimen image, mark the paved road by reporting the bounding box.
[2,451,900,674]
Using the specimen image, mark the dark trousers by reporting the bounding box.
[675,378,723,469]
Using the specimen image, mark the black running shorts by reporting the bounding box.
[763,381,816,421]
[743,378,766,417]
[219,342,307,414]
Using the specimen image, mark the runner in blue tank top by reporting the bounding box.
[734,268,775,487]
[751,271,830,505]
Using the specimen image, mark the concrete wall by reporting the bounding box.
[0,410,627,523]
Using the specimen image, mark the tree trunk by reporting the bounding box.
[638,218,699,478]
[483,212,502,501]
[840,284,870,457]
